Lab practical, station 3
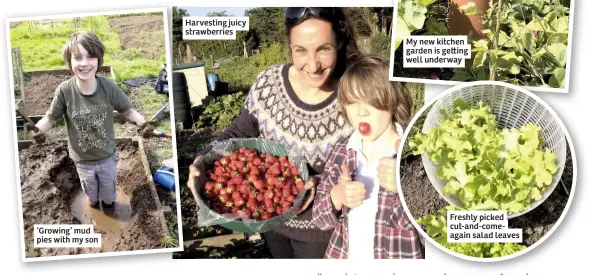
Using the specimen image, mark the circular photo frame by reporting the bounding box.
[396,81,577,262]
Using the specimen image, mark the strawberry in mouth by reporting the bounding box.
[359,122,371,136]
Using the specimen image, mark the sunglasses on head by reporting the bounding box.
[285,7,338,23]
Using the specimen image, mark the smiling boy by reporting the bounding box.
[31,31,154,209]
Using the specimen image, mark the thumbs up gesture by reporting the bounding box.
[377,158,397,192]
[377,139,401,193]
[330,164,366,210]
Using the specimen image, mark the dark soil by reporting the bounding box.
[175,128,220,240]
[107,15,165,59]
[24,70,110,115]
[174,238,271,259]
[20,140,166,258]
[400,143,574,247]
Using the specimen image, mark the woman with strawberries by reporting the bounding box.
[187,7,380,258]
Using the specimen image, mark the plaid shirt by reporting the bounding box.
[312,136,425,259]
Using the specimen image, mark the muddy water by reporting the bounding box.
[70,187,132,233]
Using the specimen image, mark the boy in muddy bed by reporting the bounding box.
[312,54,424,259]
[29,31,154,209]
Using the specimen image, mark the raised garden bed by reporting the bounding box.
[19,137,169,258]
[21,66,114,116]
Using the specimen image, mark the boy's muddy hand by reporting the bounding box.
[27,123,46,144]
[140,121,157,138]
[330,164,366,210]
[377,157,397,192]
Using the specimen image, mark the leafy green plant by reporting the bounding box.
[417,205,528,257]
[195,92,246,131]
[452,0,569,88]
[395,0,448,49]
[409,99,558,214]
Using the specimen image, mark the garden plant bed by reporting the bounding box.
[173,128,273,258]
[19,138,169,258]
[400,143,573,246]
[23,67,113,115]
[107,15,165,59]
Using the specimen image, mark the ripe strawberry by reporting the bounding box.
[281,200,291,209]
[214,160,221,167]
[282,187,291,197]
[283,169,292,178]
[267,206,275,214]
[273,196,281,204]
[264,190,274,200]
[217,176,229,184]
[210,173,218,181]
[248,174,258,183]
[219,194,229,203]
[246,198,257,209]
[242,209,252,219]
[287,195,295,202]
[238,184,249,194]
[205,182,215,191]
[230,152,239,161]
[292,185,299,195]
[282,205,291,213]
[254,180,265,190]
[238,153,246,162]
[248,191,257,200]
[276,207,283,215]
[296,180,305,191]
[273,177,285,188]
[232,175,244,184]
[219,188,227,196]
[232,191,241,200]
[239,148,246,154]
[253,157,262,166]
[270,165,281,176]
[264,198,273,208]
[220,157,229,167]
[214,167,225,176]
[250,166,260,176]
[261,213,270,220]
[256,193,265,202]
[235,160,245,170]
[234,197,245,207]
[291,167,300,176]
[266,155,277,164]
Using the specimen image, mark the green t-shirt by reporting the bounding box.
[46,76,132,163]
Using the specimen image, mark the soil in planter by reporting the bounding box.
[175,128,220,240]
[20,140,165,258]
[400,143,573,247]
[23,70,111,116]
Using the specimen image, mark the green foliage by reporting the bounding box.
[417,205,528,258]
[395,0,447,49]
[409,99,558,214]
[452,0,570,88]
[196,92,247,131]
[206,43,290,91]
[370,33,392,58]
[10,15,164,81]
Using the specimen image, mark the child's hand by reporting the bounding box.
[330,164,366,210]
[377,157,397,192]
[27,122,46,144]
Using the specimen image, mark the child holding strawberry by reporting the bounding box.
[312,54,424,259]
[30,31,154,210]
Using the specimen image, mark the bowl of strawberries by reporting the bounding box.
[192,138,311,233]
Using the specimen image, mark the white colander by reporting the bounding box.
[421,82,567,219]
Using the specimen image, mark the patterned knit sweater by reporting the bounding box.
[214,64,353,243]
